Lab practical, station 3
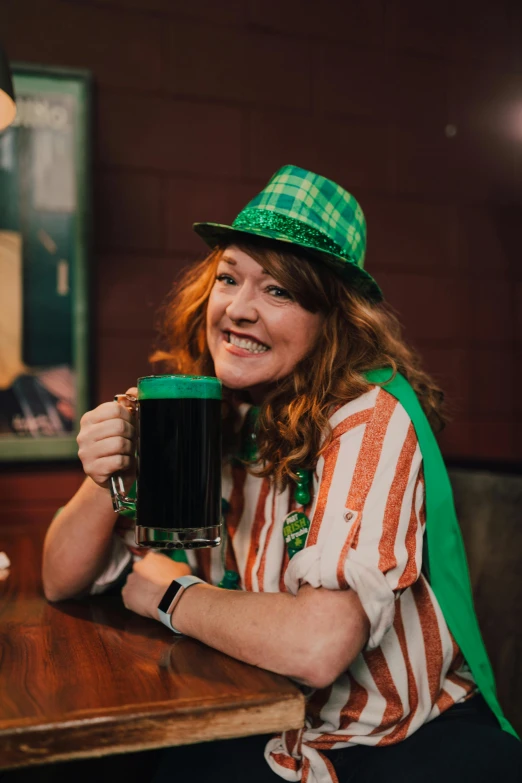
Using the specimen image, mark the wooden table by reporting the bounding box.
[0,520,304,770]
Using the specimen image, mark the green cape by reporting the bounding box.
[365,368,516,737]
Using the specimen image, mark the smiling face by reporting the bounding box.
[206,246,324,402]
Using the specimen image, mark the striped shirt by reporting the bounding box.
[93,385,475,783]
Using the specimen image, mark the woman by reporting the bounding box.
[42,165,521,783]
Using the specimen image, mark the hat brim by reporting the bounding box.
[193,221,383,303]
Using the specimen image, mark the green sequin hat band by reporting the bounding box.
[193,164,383,302]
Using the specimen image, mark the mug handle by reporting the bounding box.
[109,393,137,514]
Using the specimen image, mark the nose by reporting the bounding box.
[225,282,259,324]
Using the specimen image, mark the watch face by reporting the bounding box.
[158,580,183,614]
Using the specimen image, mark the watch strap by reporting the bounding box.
[157,575,205,634]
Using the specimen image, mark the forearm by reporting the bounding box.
[42,477,120,601]
[175,585,303,678]
[171,583,368,688]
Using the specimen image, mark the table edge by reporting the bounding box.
[0,691,305,770]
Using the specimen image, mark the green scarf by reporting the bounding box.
[365,368,516,737]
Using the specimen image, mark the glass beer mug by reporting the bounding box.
[110,374,222,549]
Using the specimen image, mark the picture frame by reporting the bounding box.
[0,64,91,461]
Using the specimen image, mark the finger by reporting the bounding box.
[91,417,135,443]
[89,436,135,460]
[85,454,133,478]
[85,401,134,426]
[125,386,138,398]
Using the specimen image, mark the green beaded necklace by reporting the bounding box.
[218,407,312,589]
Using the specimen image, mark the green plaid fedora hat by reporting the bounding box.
[193,164,382,302]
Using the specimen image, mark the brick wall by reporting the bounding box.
[1,0,521,521]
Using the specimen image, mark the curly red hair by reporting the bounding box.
[151,239,447,488]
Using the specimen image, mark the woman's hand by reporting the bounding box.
[77,386,138,489]
[121,551,192,620]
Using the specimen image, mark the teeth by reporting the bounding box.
[229,334,268,353]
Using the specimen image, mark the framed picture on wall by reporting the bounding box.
[0,64,91,461]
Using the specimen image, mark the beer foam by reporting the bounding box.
[137,374,222,400]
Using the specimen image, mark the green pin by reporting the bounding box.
[283,511,311,559]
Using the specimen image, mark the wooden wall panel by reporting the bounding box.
[166,22,311,109]
[94,171,165,253]
[2,0,521,516]
[248,0,386,47]
[363,197,459,274]
[95,92,243,177]
[2,0,164,89]
[0,468,84,528]
[248,110,389,191]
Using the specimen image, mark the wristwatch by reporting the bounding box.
[157,575,205,633]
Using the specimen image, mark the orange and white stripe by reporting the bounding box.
[92,385,475,783]
[218,387,474,782]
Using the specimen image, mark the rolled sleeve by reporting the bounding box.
[285,389,425,649]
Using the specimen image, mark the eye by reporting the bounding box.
[216,273,236,285]
[266,285,292,300]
